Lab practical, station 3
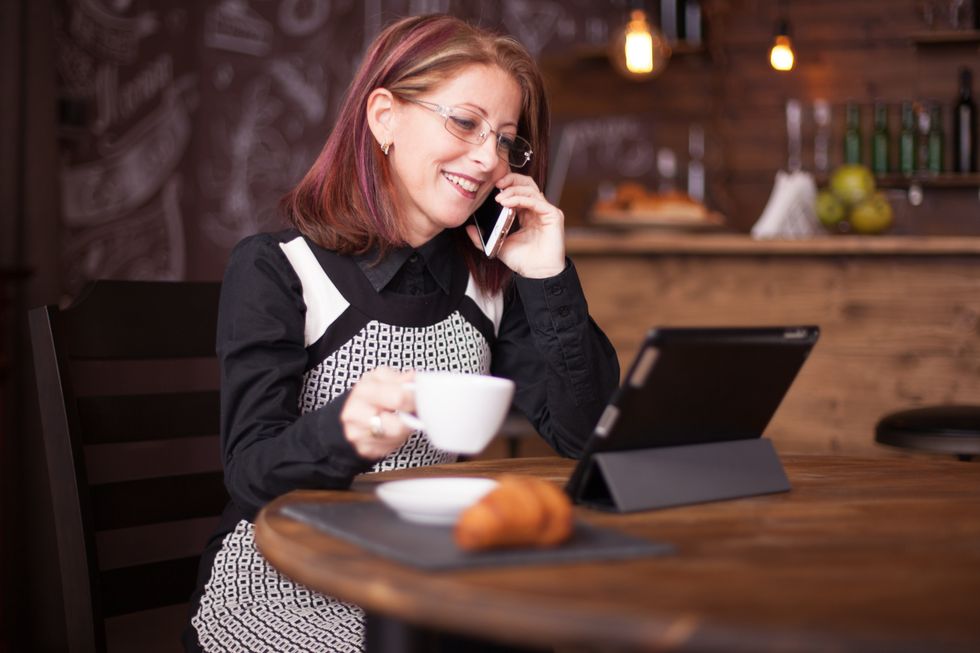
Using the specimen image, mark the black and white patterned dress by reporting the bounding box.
[186,229,620,652]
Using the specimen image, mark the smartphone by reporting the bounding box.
[472,188,516,259]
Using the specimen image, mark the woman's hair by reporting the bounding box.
[281,14,549,294]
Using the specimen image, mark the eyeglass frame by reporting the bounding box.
[403,98,533,169]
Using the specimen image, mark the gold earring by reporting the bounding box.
[381,140,391,156]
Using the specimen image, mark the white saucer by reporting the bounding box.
[375,477,498,525]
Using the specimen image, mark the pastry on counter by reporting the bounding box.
[592,181,723,229]
[628,190,710,221]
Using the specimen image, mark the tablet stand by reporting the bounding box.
[577,438,790,512]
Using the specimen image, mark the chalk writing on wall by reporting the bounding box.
[546,116,657,204]
[198,0,362,248]
[498,0,627,56]
[55,0,647,290]
[57,0,196,296]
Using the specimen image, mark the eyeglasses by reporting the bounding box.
[406,99,533,169]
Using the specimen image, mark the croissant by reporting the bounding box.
[454,474,574,551]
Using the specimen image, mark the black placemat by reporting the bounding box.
[281,501,673,571]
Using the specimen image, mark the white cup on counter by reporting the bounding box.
[397,372,515,454]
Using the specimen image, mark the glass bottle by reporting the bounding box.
[871,102,890,176]
[953,68,977,173]
[898,102,917,177]
[684,1,703,46]
[687,124,705,202]
[927,103,944,174]
[843,102,863,165]
[917,104,931,174]
[813,100,831,174]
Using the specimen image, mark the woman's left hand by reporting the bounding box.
[466,173,566,279]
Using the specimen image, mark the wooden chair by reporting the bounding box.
[29,280,228,653]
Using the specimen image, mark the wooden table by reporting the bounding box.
[255,455,980,652]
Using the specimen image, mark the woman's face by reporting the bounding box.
[387,64,522,247]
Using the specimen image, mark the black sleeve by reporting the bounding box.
[490,259,620,458]
[216,235,376,517]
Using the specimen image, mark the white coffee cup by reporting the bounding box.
[397,372,516,454]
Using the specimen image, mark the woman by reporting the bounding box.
[186,14,620,653]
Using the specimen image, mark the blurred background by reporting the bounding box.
[2,1,978,649]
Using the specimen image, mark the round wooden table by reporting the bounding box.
[255,455,980,652]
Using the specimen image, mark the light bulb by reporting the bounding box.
[625,11,654,73]
[610,9,671,80]
[769,35,795,71]
[769,19,795,72]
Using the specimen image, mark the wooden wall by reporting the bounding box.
[543,0,980,234]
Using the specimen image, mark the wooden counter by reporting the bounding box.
[566,231,980,456]
[567,231,980,256]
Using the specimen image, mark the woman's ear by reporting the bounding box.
[366,88,395,149]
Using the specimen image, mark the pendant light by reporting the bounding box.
[769,0,795,73]
[769,19,795,71]
[610,7,671,80]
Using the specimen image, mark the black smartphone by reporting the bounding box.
[472,188,516,259]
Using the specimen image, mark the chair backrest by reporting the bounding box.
[29,280,228,653]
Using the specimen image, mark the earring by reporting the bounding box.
[380,140,391,156]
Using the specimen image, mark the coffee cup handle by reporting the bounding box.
[395,411,423,431]
[396,381,424,430]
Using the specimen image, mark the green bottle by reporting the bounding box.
[871,102,889,176]
[844,102,863,165]
[899,102,916,176]
[927,103,944,174]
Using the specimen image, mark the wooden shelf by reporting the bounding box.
[562,42,707,63]
[876,173,980,188]
[813,173,980,189]
[669,41,707,56]
[911,29,980,45]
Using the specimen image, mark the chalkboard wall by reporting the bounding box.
[53,0,644,293]
[54,0,980,295]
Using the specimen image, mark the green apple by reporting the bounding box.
[830,165,876,206]
[816,190,847,230]
[850,192,894,234]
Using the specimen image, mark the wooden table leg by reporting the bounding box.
[364,612,435,653]
[364,611,551,653]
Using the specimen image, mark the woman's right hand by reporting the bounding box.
[468,172,566,279]
[340,367,417,459]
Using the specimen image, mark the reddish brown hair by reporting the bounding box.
[280,14,550,294]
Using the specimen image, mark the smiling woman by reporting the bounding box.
[183,13,620,653]
[367,64,523,247]
[284,14,553,294]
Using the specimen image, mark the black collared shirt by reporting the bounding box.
[215,228,621,517]
[354,228,455,296]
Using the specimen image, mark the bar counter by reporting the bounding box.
[567,231,980,256]
[566,230,980,456]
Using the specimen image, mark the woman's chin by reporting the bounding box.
[438,215,472,231]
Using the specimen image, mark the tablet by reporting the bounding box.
[566,325,819,505]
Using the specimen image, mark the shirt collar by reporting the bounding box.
[355,229,455,294]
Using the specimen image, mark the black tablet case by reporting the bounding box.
[566,326,819,512]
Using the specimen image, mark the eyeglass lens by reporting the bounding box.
[444,107,532,168]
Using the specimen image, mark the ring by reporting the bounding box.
[368,413,385,439]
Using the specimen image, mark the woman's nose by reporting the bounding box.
[470,135,500,170]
